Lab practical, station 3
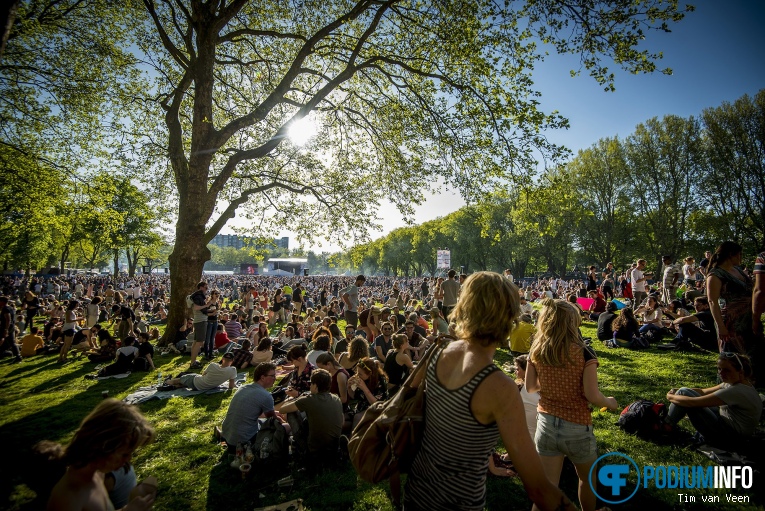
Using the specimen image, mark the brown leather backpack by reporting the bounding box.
[348,335,452,483]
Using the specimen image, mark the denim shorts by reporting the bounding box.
[535,412,597,463]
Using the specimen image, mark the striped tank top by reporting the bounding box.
[405,346,500,511]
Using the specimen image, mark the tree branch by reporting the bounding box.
[211,0,376,148]
[142,0,190,69]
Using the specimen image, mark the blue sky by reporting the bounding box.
[267,0,765,251]
[534,0,765,153]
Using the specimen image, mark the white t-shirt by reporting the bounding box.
[307,349,328,366]
[194,363,237,391]
[340,284,359,312]
[631,268,646,292]
[521,385,540,439]
[714,383,763,437]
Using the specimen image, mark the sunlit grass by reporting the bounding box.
[0,318,760,510]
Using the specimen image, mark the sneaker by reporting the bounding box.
[190,361,202,369]
[12,356,22,364]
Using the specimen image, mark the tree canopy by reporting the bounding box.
[2,0,694,341]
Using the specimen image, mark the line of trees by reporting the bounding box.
[0,162,165,276]
[337,91,765,278]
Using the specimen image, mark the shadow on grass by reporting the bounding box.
[205,449,395,511]
[26,364,96,394]
[0,392,107,510]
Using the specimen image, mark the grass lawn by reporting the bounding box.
[1,319,763,510]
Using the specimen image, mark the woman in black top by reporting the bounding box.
[586,266,598,292]
[383,334,413,394]
[22,290,40,331]
[137,331,155,370]
[611,308,640,341]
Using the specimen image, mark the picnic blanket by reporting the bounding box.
[612,299,628,310]
[123,372,247,405]
[275,366,292,379]
[697,444,759,467]
[97,372,131,380]
[254,499,303,511]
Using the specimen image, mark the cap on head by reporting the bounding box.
[222,352,234,360]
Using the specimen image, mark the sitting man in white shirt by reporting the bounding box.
[164,352,238,391]
[519,296,535,318]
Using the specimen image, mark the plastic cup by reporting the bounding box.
[239,463,251,479]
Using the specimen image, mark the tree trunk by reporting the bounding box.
[59,245,70,273]
[127,248,139,277]
[159,221,211,346]
[112,250,119,277]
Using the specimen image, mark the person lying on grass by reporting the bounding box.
[163,352,237,391]
[665,352,762,450]
[36,398,157,511]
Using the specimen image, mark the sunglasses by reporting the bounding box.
[721,351,743,368]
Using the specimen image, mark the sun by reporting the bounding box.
[287,117,318,145]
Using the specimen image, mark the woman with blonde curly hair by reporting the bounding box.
[39,399,156,511]
[405,272,577,511]
[525,298,619,511]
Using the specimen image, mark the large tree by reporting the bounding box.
[1,1,142,173]
[623,115,703,259]
[565,137,634,267]
[6,0,689,341]
[700,90,765,254]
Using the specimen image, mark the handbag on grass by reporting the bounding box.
[348,334,453,483]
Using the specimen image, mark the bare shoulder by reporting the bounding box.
[472,368,520,423]
[476,368,517,398]
[47,477,95,511]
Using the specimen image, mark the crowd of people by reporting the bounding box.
[4,241,765,511]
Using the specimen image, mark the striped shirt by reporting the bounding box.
[405,347,500,511]
[754,252,765,275]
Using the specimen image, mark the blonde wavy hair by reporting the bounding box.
[529,298,583,367]
[36,399,155,469]
[452,271,520,347]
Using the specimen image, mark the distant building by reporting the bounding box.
[209,234,289,251]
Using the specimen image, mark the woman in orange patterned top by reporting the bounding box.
[525,298,619,511]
